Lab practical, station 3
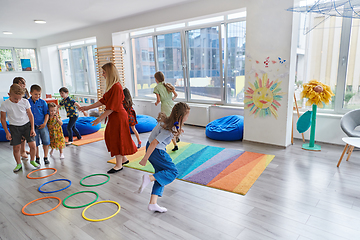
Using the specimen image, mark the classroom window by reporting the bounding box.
[58,43,97,95]
[130,11,247,104]
[0,47,39,72]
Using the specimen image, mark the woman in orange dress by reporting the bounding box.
[79,62,137,173]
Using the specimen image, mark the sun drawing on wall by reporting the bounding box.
[244,73,285,119]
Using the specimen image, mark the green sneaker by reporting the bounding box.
[30,161,40,168]
[13,164,22,172]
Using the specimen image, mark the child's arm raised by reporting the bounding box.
[55,114,63,126]
[139,138,159,166]
[155,93,161,106]
[0,112,11,140]
[26,108,36,137]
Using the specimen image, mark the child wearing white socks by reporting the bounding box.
[138,102,190,213]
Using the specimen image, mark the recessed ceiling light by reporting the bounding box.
[3,31,13,35]
[34,20,46,24]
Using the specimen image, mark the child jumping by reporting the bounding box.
[0,84,40,172]
[59,87,82,144]
[28,84,50,165]
[153,71,179,151]
[138,102,190,213]
[123,88,141,148]
[47,103,65,159]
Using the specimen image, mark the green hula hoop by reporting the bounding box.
[80,173,110,187]
[62,191,99,209]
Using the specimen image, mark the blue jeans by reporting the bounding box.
[35,125,50,146]
[146,142,178,197]
[67,116,81,142]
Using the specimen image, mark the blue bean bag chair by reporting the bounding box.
[0,121,10,142]
[130,115,157,134]
[206,115,244,141]
[62,117,101,137]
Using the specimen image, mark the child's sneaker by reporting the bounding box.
[30,161,40,168]
[137,141,142,148]
[172,145,178,151]
[65,142,73,146]
[35,157,40,165]
[60,153,65,159]
[13,164,22,172]
[44,157,50,165]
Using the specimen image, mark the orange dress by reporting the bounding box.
[99,82,137,157]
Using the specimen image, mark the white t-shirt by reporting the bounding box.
[148,123,174,151]
[0,98,31,126]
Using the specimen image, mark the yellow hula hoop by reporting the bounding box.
[82,200,121,222]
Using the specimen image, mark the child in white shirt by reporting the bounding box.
[0,84,40,172]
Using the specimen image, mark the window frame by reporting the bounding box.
[129,12,247,106]
[0,47,39,72]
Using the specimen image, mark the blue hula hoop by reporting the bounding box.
[38,179,72,193]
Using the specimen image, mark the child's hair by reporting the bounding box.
[13,77,29,98]
[59,87,69,93]
[9,84,25,96]
[30,84,41,92]
[102,62,120,92]
[48,102,57,109]
[157,102,190,137]
[154,71,175,93]
[123,88,133,108]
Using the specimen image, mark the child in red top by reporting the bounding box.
[123,88,141,148]
[79,62,137,173]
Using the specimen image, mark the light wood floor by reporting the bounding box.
[0,125,360,240]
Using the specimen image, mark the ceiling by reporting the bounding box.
[0,0,196,40]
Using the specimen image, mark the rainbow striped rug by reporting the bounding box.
[108,142,275,195]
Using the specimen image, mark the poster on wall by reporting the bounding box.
[5,61,14,71]
[21,59,32,71]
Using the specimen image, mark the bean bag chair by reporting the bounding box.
[206,115,244,141]
[62,117,101,137]
[0,121,10,142]
[130,114,157,134]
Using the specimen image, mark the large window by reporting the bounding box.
[132,36,156,98]
[131,11,247,104]
[0,47,38,72]
[58,42,97,95]
[295,3,360,113]
[156,32,185,99]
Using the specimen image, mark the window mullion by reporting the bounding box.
[334,10,352,112]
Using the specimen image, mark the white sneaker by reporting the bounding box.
[60,153,65,159]
[50,149,54,156]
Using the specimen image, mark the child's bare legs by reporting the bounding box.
[43,145,49,158]
[20,140,28,159]
[28,141,39,168]
[171,138,178,151]
[13,144,21,165]
[131,126,141,148]
[60,148,64,159]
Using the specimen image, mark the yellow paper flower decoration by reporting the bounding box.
[300,80,334,108]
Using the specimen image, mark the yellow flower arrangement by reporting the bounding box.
[300,80,334,108]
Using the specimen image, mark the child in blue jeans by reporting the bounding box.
[138,102,190,213]
[29,84,50,165]
[59,87,82,144]
[0,84,40,172]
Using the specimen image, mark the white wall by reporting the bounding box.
[39,46,62,95]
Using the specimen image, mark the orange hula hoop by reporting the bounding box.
[27,168,57,179]
[22,196,62,216]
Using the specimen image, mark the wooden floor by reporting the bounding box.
[1,125,360,240]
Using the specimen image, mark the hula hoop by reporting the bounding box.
[82,200,121,222]
[22,196,62,216]
[38,179,72,193]
[80,174,110,187]
[27,168,57,179]
[63,191,99,209]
